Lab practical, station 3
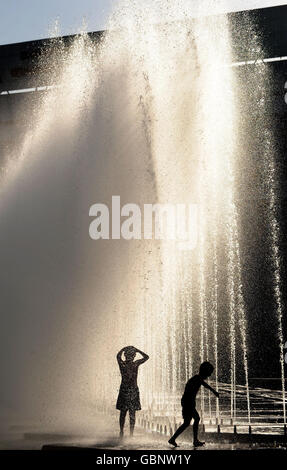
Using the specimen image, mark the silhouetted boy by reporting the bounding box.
[168,361,219,447]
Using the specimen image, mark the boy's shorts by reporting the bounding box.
[182,402,198,421]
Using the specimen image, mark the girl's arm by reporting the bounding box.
[134,348,149,365]
[116,347,126,364]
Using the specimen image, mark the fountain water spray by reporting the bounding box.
[0,0,284,433]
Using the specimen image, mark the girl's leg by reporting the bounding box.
[129,410,136,436]
[120,410,127,436]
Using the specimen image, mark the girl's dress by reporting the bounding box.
[116,360,141,411]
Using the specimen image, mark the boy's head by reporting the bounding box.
[199,361,214,379]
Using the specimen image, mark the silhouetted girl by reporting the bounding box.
[116,346,149,437]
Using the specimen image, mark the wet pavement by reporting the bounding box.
[1,414,286,451]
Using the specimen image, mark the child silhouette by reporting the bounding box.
[168,361,219,447]
[116,346,149,437]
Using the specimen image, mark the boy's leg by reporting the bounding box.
[120,410,127,436]
[169,413,191,445]
[129,410,136,436]
[192,409,204,446]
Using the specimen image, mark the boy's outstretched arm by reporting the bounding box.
[202,381,219,398]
